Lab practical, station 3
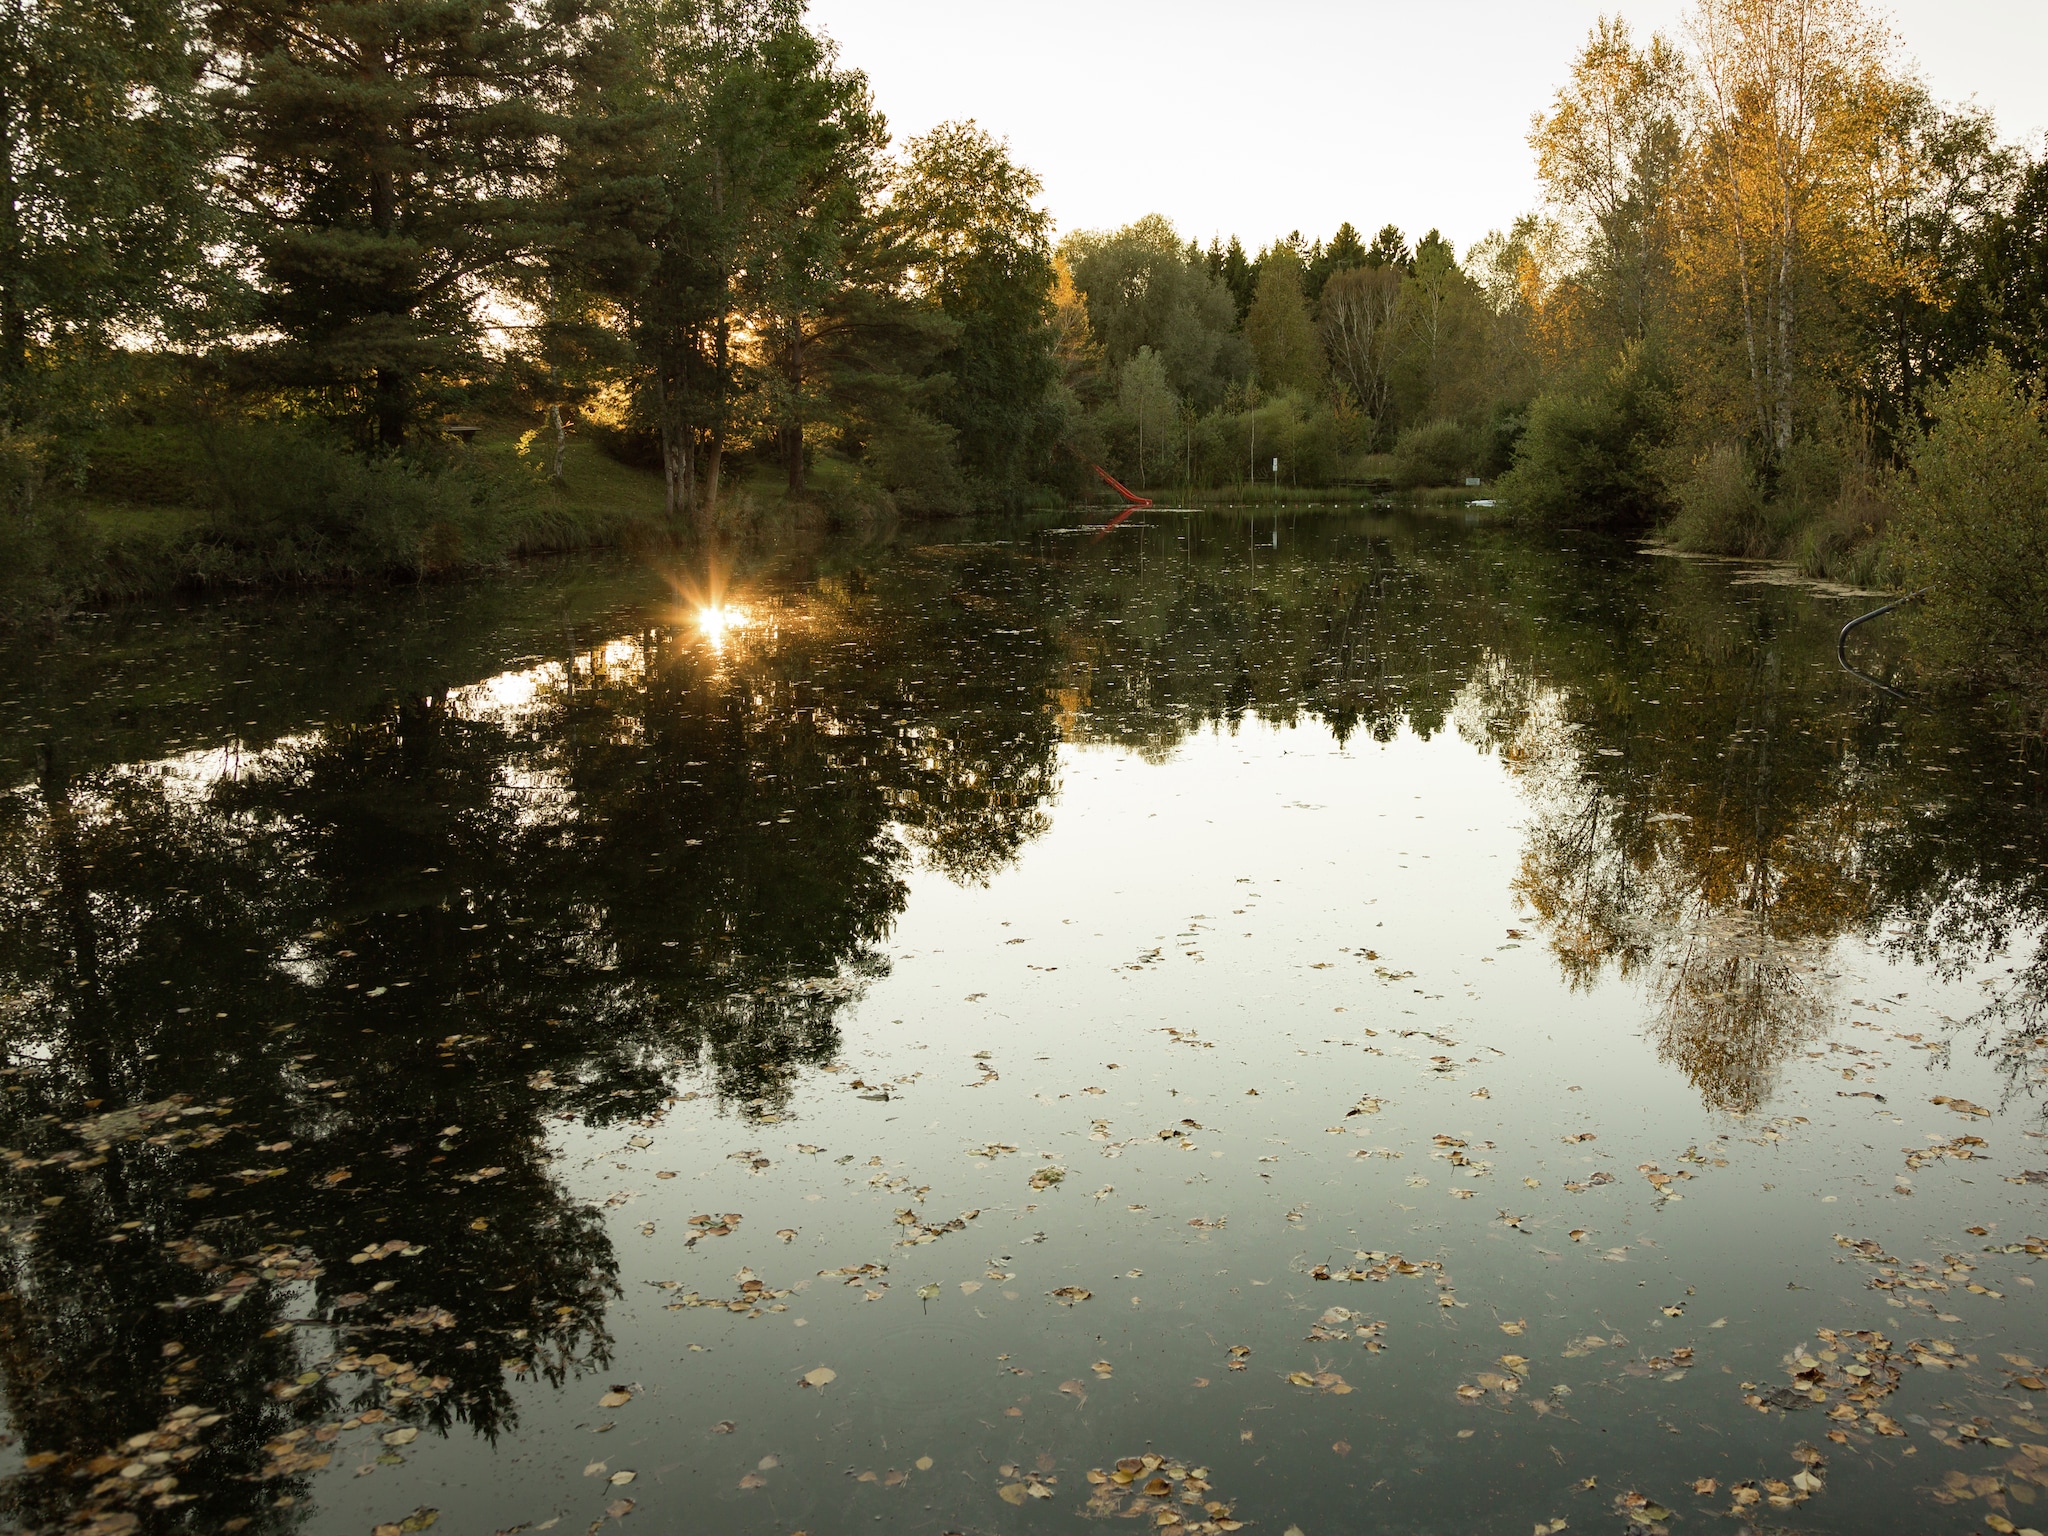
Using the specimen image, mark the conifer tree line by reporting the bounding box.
[1,0,1065,528]
[1053,214,1538,494]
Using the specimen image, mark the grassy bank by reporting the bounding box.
[1073,479,1494,511]
[4,416,692,626]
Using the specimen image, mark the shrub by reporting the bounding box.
[80,423,216,506]
[1496,342,1669,528]
[1664,442,1766,554]
[1391,419,1470,488]
[192,423,537,583]
[1890,355,2048,726]
[865,408,969,517]
[1793,476,1895,588]
[0,428,103,627]
[1476,403,1526,480]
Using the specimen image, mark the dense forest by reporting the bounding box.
[1,0,2044,716]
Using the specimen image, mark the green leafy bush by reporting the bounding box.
[1890,355,2048,726]
[1497,343,1669,528]
[0,429,104,627]
[191,425,539,582]
[1664,442,1767,554]
[865,408,970,517]
[1391,419,1470,488]
[80,423,216,506]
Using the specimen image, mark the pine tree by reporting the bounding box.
[210,0,593,447]
[1366,224,1413,272]
[1306,220,1367,301]
[739,29,888,497]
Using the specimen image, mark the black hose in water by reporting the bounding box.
[1837,587,1928,698]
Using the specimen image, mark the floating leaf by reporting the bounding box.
[801,1367,837,1388]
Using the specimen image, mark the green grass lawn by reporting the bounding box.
[469,418,672,542]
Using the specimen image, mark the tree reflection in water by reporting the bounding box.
[1033,516,2040,1115]
[0,557,1063,1534]
[1446,557,2044,1113]
[0,512,2039,1533]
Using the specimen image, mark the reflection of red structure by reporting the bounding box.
[1090,464,1151,530]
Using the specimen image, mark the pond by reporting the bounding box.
[2,507,2045,1536]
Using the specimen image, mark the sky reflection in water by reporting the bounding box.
[0,509,2044,1536]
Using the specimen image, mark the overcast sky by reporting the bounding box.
[805,0,2048,258]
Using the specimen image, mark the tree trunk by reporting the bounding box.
[655,368,693,521]
[548,403,567,483]
[374,367,407,451]
[1723,139,1772,448]
[783,321,804,496]
[368,95,407,450]
[699,316,730,536]
[701,431,722,537]
[0,78,23,423]
[1773,209,1796,454]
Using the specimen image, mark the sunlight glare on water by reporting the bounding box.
[695,603,751,650]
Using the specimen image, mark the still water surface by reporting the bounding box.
[2,509,2046,1536]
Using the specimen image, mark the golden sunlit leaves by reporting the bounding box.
[1932,1094,1992,1118]
[685,1213,741,1245]
[1287,1369,1352,1395]
[1083,1455,1239,1531]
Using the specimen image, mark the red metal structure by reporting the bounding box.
[1091,464,1152,508]
[1090,464,1152,530]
